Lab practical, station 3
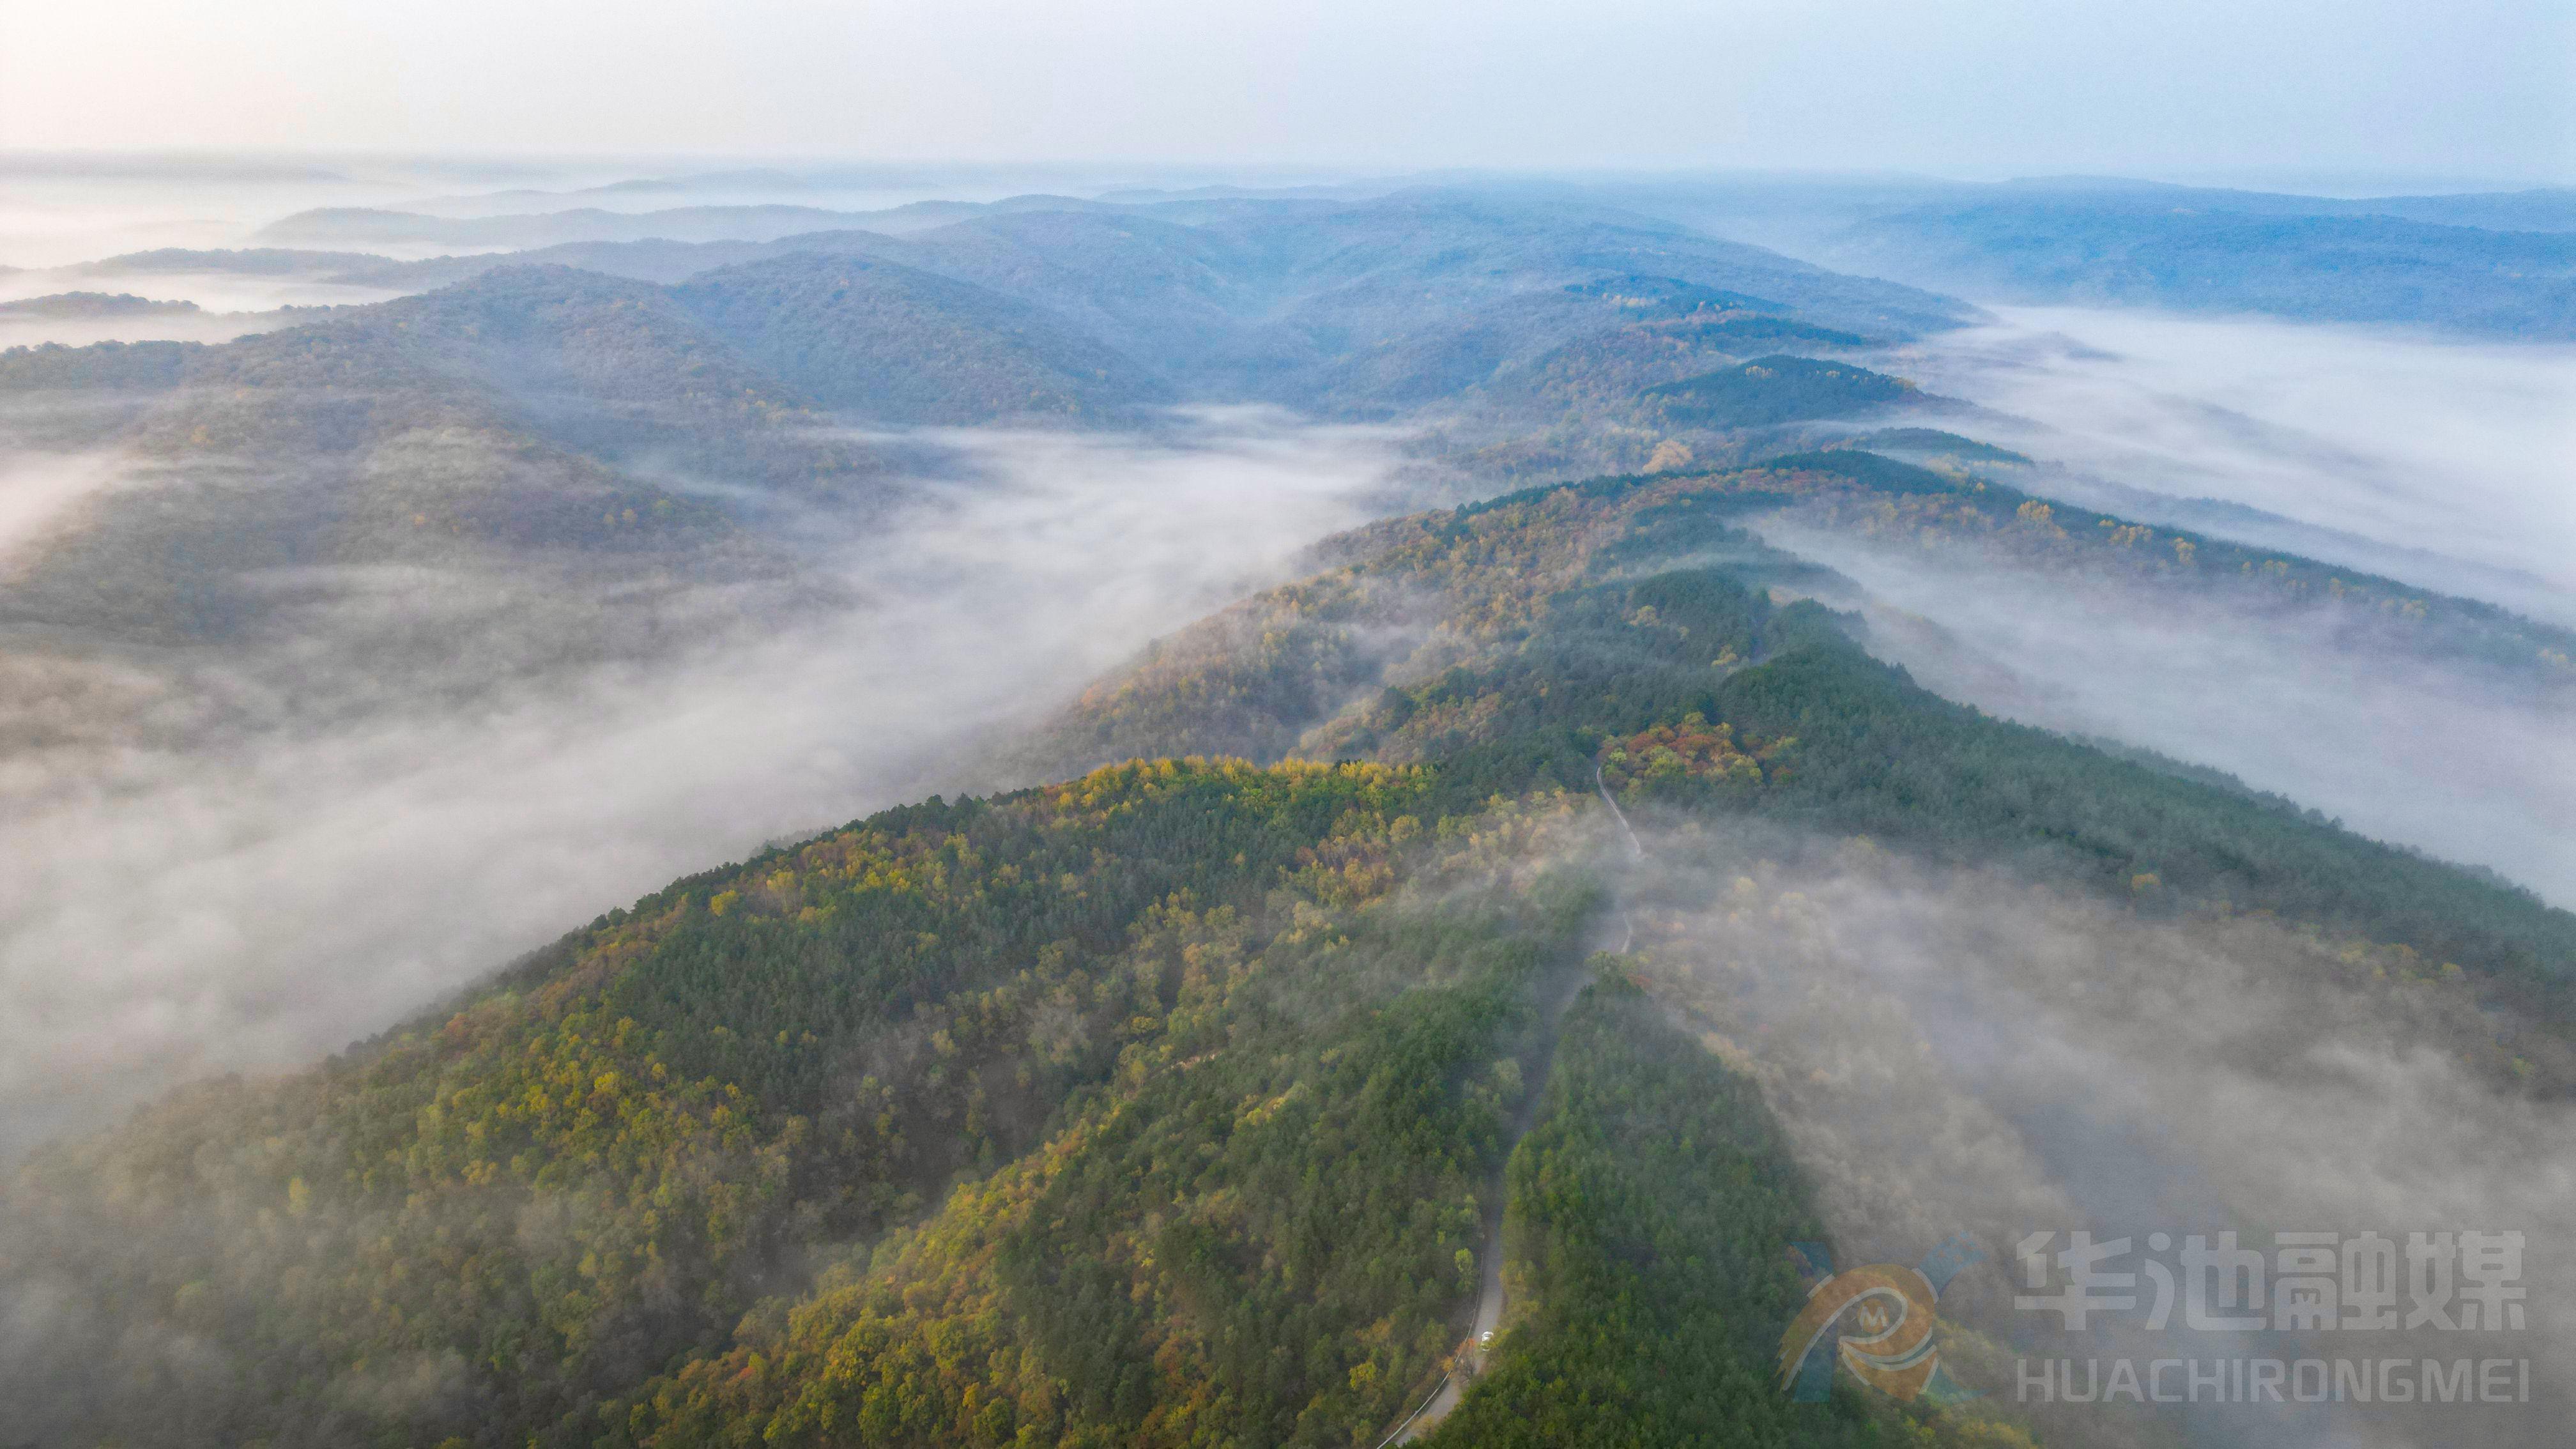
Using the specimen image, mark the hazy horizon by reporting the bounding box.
[4,0,2570,181]
[0,150,2561,193]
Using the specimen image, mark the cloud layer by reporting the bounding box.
[1893,307,2576,607]
[0,410,1396,1158]
[1627,822,2574,1446]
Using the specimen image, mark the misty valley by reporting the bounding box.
[1,160,2570,1449]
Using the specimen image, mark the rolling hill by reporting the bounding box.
[0,266,839,648]
[231,190,1977,412]
[670,252,1174,423]
[2,195,1977,662]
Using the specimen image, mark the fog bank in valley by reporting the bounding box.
[1627,824,2575,1447]
[1778,306,2576,904]
[1763,519,2576,907]
[0,411,1395,1160]
[1892,306,2576,617]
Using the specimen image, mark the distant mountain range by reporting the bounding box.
[1,193,1971,653]
[1581,175,2576,337]
[93,174,2560,342]
[254,194,1128,249]
[0,292,203,319]
[1825,199,2576,336]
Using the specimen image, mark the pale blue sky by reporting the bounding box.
[3,0,2569,183]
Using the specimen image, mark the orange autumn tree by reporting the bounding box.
[1598,714,1793,797]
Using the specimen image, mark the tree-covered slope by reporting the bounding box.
[1640,355,1925,429]
[300,264,870,490]
[671,253,1172,423]
[2,761,1574,1446]
[613,840,1597,1449]
[1422,977,2036,1449]
[0,270,798,644]
[816,211,1271,389]
[0,339,203,447]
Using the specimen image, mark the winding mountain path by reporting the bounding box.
[1595,762,1644,864]
[1381,767,1643,1444]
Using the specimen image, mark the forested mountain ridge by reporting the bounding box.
[7,438,2569,1446]
[70,176,2576,349]
[9,192,1968,462]
[1039,447,2576,775]
[243,189,1971,340]
[1036,451,2576,1009]
[111,190,1976,409]
[596,192,1969,410]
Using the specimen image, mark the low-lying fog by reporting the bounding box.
[0,411,1395,1160]
[1630,823,2574,1447]
[1819,305,2576,905]
[0,302,383,353]
[1765,518,2576,907]
[1894,306,2576,612]
[0,157,966,268]
[0,156,1274,330]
